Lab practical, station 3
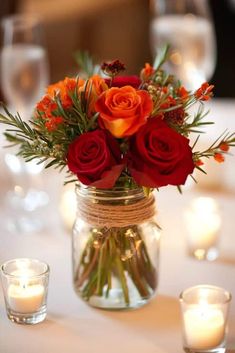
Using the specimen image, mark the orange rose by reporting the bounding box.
[80,75,108,116]
[87,75,108,97]
[95,85,153,138]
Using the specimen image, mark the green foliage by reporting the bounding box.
[153,44,170,72]
[74,51,98,78]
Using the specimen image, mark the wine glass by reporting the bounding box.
[150,0,217,90]
[0,14,50,232]
[1,14,49,118]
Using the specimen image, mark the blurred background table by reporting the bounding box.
[1,0,235,96]
[0,98,234,352]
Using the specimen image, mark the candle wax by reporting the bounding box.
[184,307,225,349]
[8,283,44,314]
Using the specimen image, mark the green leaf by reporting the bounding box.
[74,51,97,78]
[153,44,170,71]
[176,185,182,194]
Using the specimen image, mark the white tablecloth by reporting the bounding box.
[0,99,235,353]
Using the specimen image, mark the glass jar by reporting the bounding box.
[72,184,161,310]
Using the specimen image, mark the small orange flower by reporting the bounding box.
[160,95,176,110]
[219,142,229,152]
[64,77,78,92]
[195,82,214,101]
[162,87,168,94]
[140,63,155,80]
[47,80,64,97]
[214,153,225,163]
[177,86,189,100]
[47,77,84,109]
[95,85,153,138]
[36,95,57,118]
[45,116,64,132]
[36,96,52,111]
[195,159,204,167]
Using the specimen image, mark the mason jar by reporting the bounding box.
[72,184,161,310]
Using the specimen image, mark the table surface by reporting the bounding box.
[0,99,235,353]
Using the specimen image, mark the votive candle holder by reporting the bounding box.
[1,258,49,324]
[179,285,231,353]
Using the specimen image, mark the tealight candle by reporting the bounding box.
[184,306,224,349]
[8,281,44,314]
[180,285,231,353]
[184,197,221,260]
[1,258,49,324]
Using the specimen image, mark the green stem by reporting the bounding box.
[76,226,157,304]
[82,272,98,299]
[111,235,129,305]
[136,232,157,290]
[96,239,107,295]
[128,237,150,298]
[105,270,112,298]
[138,243,157,290]
[76,247,99,287]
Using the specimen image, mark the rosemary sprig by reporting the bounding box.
[153,44,170,73]
[74,50,98,77]
[194,131,235,159]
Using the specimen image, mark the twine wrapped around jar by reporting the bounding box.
[77,193,156,228]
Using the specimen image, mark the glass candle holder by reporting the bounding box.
[1,258,49,324]
[179,285,232,353]
[184,197,221,261]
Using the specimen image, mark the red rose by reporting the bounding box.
[67,130,124,188]
[128,118,194,187]
[105,75,141,88]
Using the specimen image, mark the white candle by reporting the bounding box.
[185,197,221,250]
[1,258,49,324]
[183,306,225,349]
[180,285,231,352]
[8,282,45,314]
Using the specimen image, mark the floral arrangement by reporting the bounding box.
[1,47,234,193]
[1,48,235,308]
